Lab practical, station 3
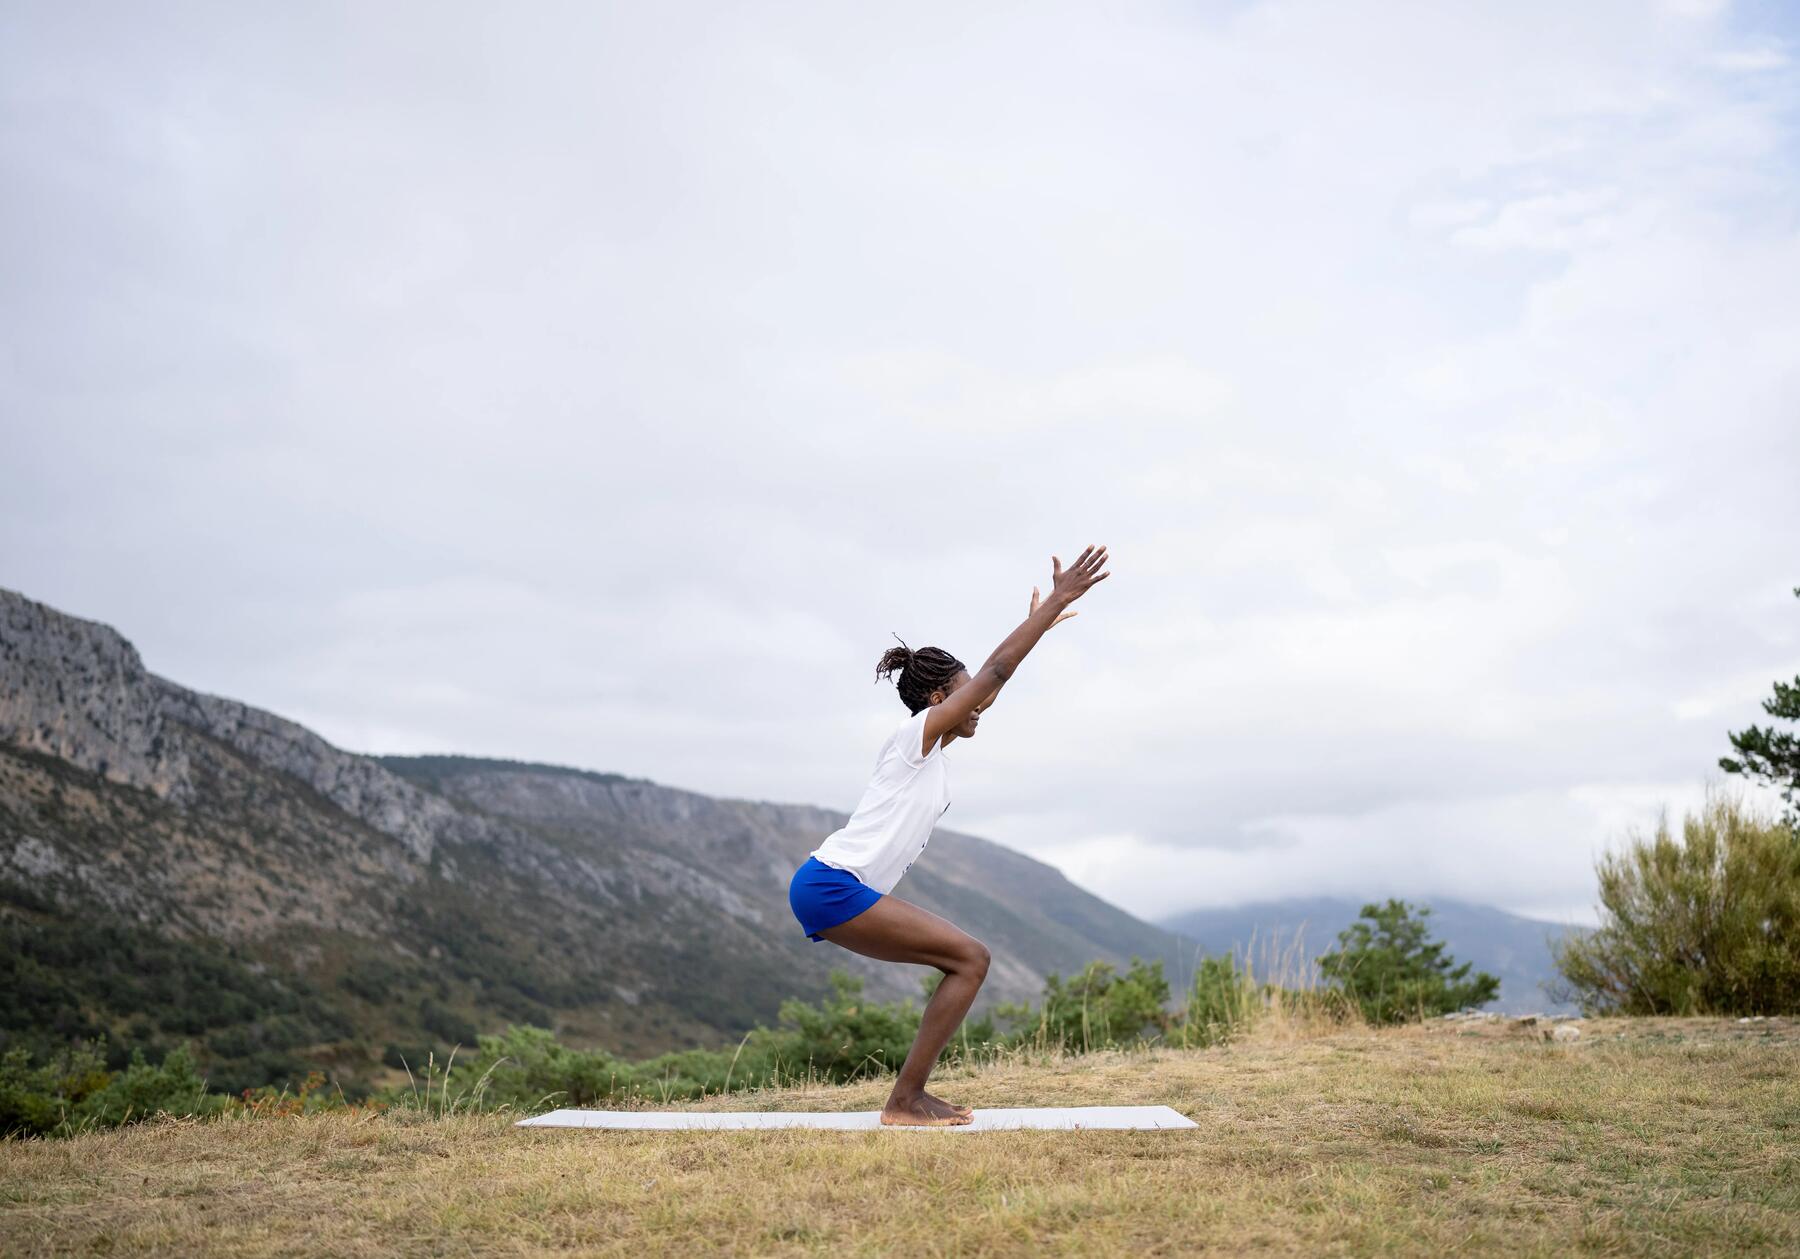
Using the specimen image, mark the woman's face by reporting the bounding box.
[934,668,981,738]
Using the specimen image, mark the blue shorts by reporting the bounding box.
[788,855,883,942]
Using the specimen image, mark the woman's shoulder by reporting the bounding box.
[881,706,936,767]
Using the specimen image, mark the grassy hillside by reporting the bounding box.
[3,1017,1793,1257]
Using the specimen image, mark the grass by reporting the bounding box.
[1,1016,1795,1257]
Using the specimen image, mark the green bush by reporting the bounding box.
[454,1025,637,1109]
[76,1046,220,1130]
[1177,953,1256,1047]
[767,969,927,1080]
[0,1041,225,1138]
[1317,899,1499,1024]
[0,1043,104,1136]
[993,958,1173,1052]
[1551,793,1800,1015]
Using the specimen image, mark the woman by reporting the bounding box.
[787,544,1111,1126]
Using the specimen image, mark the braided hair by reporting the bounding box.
[875,634,967,714]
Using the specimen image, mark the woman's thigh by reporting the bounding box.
[817,894,984,971]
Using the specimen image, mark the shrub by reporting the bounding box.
[75,1046,220,1130]
[993,958,1173,1051]
[455,1025,635,1109]
[1178,953,1256,1047]
[0,1043,108,1136]
[0,1041,225,1138]
[767,970,926,1080]
[1551,793,1800,1015]
[1317,899,1499,1024]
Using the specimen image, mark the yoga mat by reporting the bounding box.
[517,1105,1196,1131]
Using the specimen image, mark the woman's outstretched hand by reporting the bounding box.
[1049,544,1110,608]
[933,545,1108,744]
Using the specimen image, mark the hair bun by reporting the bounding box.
[874,639,915,682]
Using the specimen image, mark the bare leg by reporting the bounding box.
[817,895,991,1127]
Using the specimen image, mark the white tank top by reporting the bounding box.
[809,706,951,894]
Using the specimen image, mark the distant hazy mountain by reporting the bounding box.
[0,587,1192,1093]
[1160,896,1590,1015]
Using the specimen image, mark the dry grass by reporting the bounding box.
[3,1016,1795,1257]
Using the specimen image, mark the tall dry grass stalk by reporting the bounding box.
[1178,923,1368,1047]
[391,1047,509,1118]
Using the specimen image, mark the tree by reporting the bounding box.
[1549,793,1800,1015]
[1720,586,1800,827]
[1316,899,1499,1024]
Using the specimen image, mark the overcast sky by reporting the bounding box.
[5,1,1798,928]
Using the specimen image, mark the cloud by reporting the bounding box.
[1449,190,1623,254]
[1713,47,1789,72]
[3,0,1798,927]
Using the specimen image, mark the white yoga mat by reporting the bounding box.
[518,1105,1196,1132]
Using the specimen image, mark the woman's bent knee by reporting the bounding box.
[935,937,989,979]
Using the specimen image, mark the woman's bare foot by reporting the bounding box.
[880,1091,972,1126]
[922,1089,972,1116]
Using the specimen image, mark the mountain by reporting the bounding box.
[1159,896,1591,1015]
[0,587,1193,1093]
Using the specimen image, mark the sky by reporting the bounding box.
[4,0,1798,928]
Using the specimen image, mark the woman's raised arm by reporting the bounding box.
[922,544,1109,752]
